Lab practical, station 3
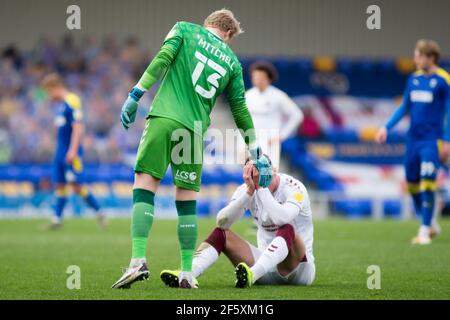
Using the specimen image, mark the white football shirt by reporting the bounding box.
[231,173,314,263]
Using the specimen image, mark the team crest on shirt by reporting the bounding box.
[430,79,437,88]
[54,115,66,127]
[413,79,419,86]
[293,192,304,202]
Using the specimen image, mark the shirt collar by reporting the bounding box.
[206,27,224,43]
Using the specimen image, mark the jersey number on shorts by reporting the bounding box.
[191,51,227,99]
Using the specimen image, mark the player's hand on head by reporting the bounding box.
[249,145,262,161]
[243,162,256,195]
[375,127,388,144]
[249,146,274,188]
[251,165,260,189]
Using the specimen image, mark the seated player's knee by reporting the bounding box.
[205,227,226,254]
[276,224,295,249]
[293,263,316,286]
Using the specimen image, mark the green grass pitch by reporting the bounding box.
[0,217,449,300]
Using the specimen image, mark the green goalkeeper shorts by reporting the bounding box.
[134,116,203,192]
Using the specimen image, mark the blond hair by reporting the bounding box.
[41,73,65,89]
[416,39,441,64]
[204,9,243,38]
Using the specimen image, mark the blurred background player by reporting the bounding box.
[375,40,450,245]
[244,62,303,169]
[160,155,315,288]
[42,74,106,230]
[112,9,265,289]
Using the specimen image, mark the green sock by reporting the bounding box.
[131,189,155,259]
[176,200,198,272]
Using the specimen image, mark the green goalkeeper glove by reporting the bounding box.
[248,144,272,187]
[120,87,145,130]
[249,144,262,162]
[255,154,273,188]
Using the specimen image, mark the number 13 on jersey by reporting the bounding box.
[192,51,227,99]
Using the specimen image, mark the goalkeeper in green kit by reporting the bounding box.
[112,9,270,289]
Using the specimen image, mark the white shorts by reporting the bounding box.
[247,241,316,286]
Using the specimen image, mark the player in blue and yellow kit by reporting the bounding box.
[42,74,107,229]
[376,40,450,244]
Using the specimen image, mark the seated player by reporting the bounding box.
[160,156,315,288]
[42,74,107,229]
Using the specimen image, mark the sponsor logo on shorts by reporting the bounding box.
[189,172,197,181]
[175,170,197,184]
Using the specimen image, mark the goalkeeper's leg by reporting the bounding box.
[129,173,160,265]
[170,127,204,289]
[173,187,199,289]
[113,117,180,289]
[112,173,160,289]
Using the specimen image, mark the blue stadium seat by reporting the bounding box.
[197,199,211,217]
[333,198,372,218]
[383,199,402,218]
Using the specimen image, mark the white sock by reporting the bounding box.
[250,236,289,282]
[419,225,431,239]
[129,257,146,268]
[192,244,219,278]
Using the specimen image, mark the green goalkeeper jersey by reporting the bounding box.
[137,21,255,145]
